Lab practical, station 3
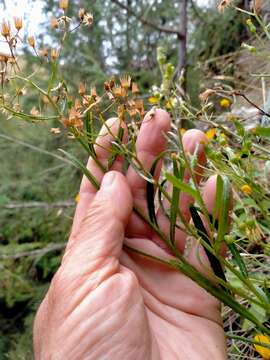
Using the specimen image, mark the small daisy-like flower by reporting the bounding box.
[241,184,252,195]
[205,128,216,140]
[254,334,270,359]
[219,98,231,108]
[148,96,159,105]
[82,13,93,27]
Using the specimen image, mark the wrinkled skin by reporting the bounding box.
[34,109,227,360]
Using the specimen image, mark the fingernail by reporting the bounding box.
[102,172,116,187]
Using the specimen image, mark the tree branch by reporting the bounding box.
[111,0,184,39]
[1,201,74,209]
[0,243,65,260]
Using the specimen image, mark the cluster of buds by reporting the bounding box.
[1,17,23,40]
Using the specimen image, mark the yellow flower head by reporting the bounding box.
[180,128,186,136]
[241,184,252,195]
[206,128,216,140]
[75,194,80,203]
[254,334,270,359]
[148,96,159,105]
[220,98,231,108]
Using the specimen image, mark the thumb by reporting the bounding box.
[60,171,133,284]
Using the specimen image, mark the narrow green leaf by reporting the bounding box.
[228,243,248,278]
[214,175,231,249]
[146,158,159,226]
[254,127,270,137]
[165,173,199,201]
[169,158,183,244]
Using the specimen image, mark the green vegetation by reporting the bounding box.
[1,0,270,359]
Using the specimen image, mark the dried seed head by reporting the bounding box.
[14,17,23,31]
[82,13,93,27]
[28,36,35,48]
[90,87,97,100]
[39,47,49,57]
[218,0,233,12]
[74,98,82,110]
[78,8,86,20]
[59,0,69,11]
[51,48,59,61]
[30,106,39,116]
[51,17,59,29]
[78,82,86,96]
[131,82,140,94]
[104,81,110,91]
[120,75,131,89]
[1,21,10,38]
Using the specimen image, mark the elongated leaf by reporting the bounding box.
[59,149,99,190]
[228,243,248,278]
[254,127,270,137]
[146,158,160,226]
[169,158,183,244]
[214,175,231,250]
[165,173,199,201]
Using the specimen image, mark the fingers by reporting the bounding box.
[152,129,208,252]
[62,171,133,284]
[126,108,171,237]
[70,118,127,239]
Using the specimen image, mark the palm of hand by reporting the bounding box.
[34,110,227,360]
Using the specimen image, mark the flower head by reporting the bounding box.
[51,48,59,61]
[120,75,131,89]
[1,21,10,38]
[254,334,270,359]
[82,13,93,27]
[59,0,69,11]
[241,184,252,195]
[206,128,216,140]
[14,17,23,31]
[220,98,231,108]
[27,36,35,48]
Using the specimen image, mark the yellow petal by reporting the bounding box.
[148,96,159,104]
[219,98,231,108]
[241,184,252,195]
[205,128,216,140]
[254,334,270,359]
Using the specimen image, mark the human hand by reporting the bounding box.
[34,109,227,360]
